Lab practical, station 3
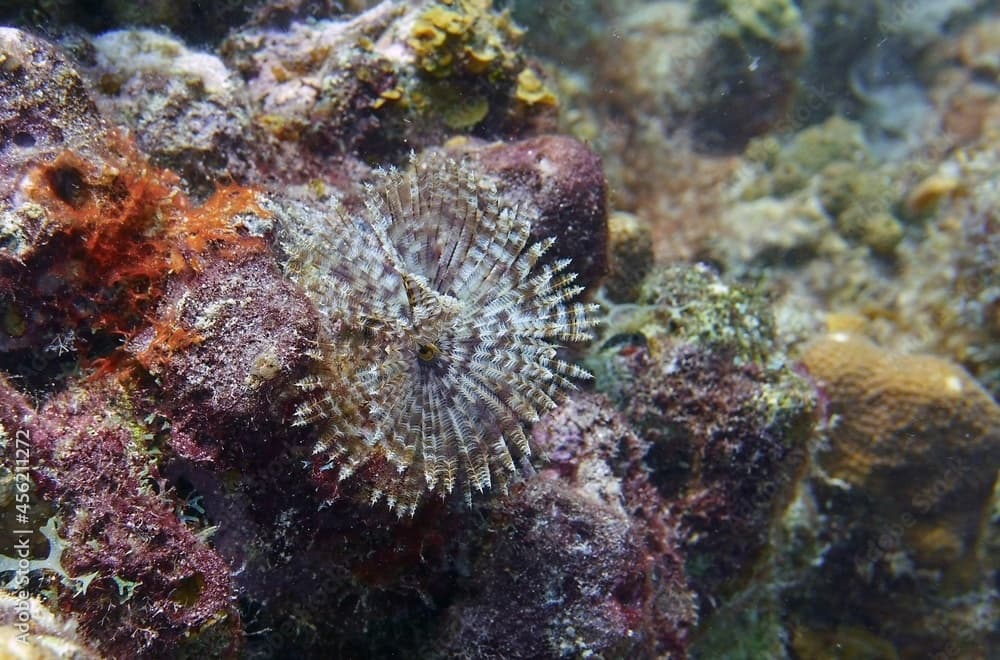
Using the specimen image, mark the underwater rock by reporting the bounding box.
[85,29,258,197]
[604,211,655,303]
[892,132,1000,398]
[709,193,830,277]
[604,337,813,605]
[785,332,1000,657]
[741,116,875,201]
[0,128,180,363]
[0,28,268,390]
[507,0,619,61]
[958,15,1000,76]
[127,250,320,465]
[192,480,467,659]
[221,3,403,182]
[591,265,815,611]
[6,1,996,657]
[594,2,715,128]
[587,0,808,150]
[634,264,778,363]
[0,133,267,383]
[399,0,557,136]
[0,0,253,46]
[795,1,880,114]
[462,134,608,292]
[0,376,241,658]
[692,0,808,149]
[171,395,699,660]
[0,27,110,261]
[817,160,903,255]
[432,392,696,658]
[221,0,557,182]
[432,477,694,659]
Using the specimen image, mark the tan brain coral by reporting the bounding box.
[802,332,999,511]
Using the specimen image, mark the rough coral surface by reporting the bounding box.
[151,396,698,660]
[462,134,609,292]
[600,337,812,603]
[590,265,815,608]
[783,332,1000,658]
[430,392,695,658]
[802,332,999,507]
[128,250,319,464]
[86,29,258,197]
[218,0,557,184]
[0,376,241,658]
[433,480,691,659]
[0,28,106,213]
[222,4,403,181]
[0,28,268,387]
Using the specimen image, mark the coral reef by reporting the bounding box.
[598,264,778,366]
[591,264,815,613]
[215,0,558,183]
[889,132,1000,396]
[3,1,998,657]
[1,24,176,371]
[0,0,254,45]
[780,332,1000,657]
[818,163,902,254]
[0,30,269,391]
[159,396,699,660]
[86,29,257,197]
[735,116,908,256]
[802,332,999,511]
[431,479,693,658]
[0,376,241,658]
[403,0,557,132]
[419,392,697,658]
[220,3,404,179]
[127,251,320,464]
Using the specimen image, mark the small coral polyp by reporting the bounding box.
[285,154,598,515]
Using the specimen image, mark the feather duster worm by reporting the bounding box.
[284,154,599,515]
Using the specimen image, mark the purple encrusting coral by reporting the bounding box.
[460,135,609,291]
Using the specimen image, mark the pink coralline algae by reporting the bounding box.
[127,251,320,465]
[0,376,241,658]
